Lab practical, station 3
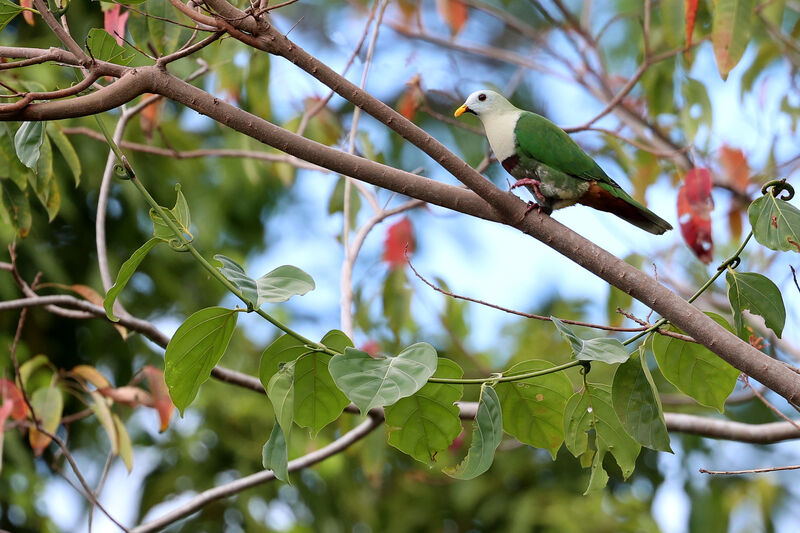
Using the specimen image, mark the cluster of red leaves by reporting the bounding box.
[677,168,714,264]
[95,365,174,432]
[382,217,415,268]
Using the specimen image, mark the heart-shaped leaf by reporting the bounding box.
[551,317,630,364]
[748,192,800,253]
[651,313,739,411]
[495,359,573,458]
[385,358,464,465]
[259,331,351,436]
[726,270,785,338]
[214,254,258,307]
[329,343,437,413]
[564,383,640,493]
[256,265,315,305]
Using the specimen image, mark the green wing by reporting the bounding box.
[514,112,614,184]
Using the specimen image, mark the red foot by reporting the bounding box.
[510,178,546,204]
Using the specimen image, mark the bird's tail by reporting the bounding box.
[578,182,673,235]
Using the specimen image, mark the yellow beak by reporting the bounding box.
[454,104,469,118]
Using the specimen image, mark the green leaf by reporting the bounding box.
[28,136,59,221]
[14,122,45,170]
[726,271,785,338]
[89,390,119,455]
[383,267,411,335]
[651,313,740,411]
[0,179,32,238]
[327,177,361,228]
[0,0,23,33]
[444,385,502,480]
[294,330,350,436]
[150,185,192,243]
[0,124,32,190]
[681,78,713,142]
[164,307,238,415]
[329,343,438,413]
[104,238,162,321]
[495,360,573,458]
[268,362,295,438]
[262,421,289,483]
[112,414,133,472]
[564,383,640,493]
[259,331,351,436]
[46,123,81,186]
[551,317,630,364]
[259,334,308,387]
[146,0,183,55]
[385,358,464,465]
[28,385,64,456]
[748,193,800,253]
[256,265,315,305]
[85,28,135,65]
[711,0,754,80]
[214,254,258,307]
[19,354,50,390]
[611,347,672,452]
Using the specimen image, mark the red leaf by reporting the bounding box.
[21,0,34,25]
[436,0,469,37]
[718,145,750,193]
[397,75,422,122]
[0,378,28,421]
[70,285,128,339]
[139,94,164,141]
[360,340,382,357]
[677,168,714,264]
[382,217,415,268]
[104,5,130,47]
[685,0,698,53]
[143,366,174,432]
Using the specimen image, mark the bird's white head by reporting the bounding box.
[454,90,516,118]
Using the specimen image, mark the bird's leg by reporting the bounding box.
[510,178,545,203]
[510,178,551,215]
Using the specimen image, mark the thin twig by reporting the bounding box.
[700,464,800,475]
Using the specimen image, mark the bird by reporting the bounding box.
[454,90,673,235]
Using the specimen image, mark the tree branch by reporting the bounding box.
[129,413,384,533]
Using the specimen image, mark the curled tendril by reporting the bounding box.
[113,162,128,178]
[717,256,741,271]
[168,239,189,251]
[761,179,795,201]
[579,361,591,375]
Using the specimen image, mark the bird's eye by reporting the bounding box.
[478,93,487,102]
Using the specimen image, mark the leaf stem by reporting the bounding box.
[622,230,754,346]
[428,360,582,384]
